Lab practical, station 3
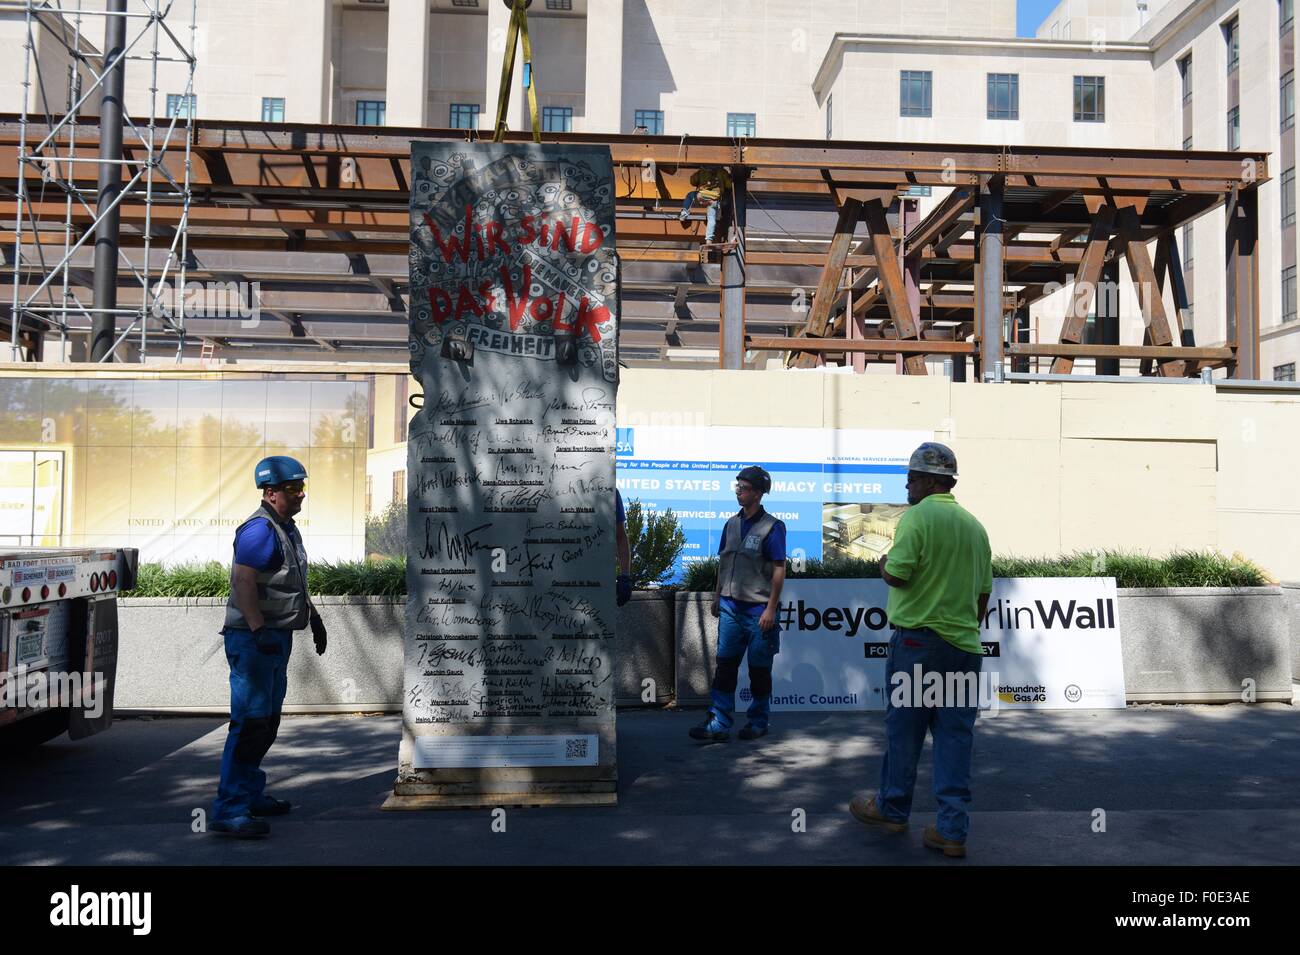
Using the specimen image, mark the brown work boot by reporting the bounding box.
[848,793,907,833]
[923,824,967,858]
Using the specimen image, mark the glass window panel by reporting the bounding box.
[129,445,178,527]
[634,109,664,134]
[542,106,573,132]
[171,443,223,536]
[261,97,285,122]
[1283,168,1295,228]
[218,446,264,529]
[219,380,267,448]
[726,112,756,136]
[1283,71,1294,130]
[176,380,224,446]
[0,451,36,545]
[356,100,386,126]
[449,103,480,129]
[82,447,132,534]
[310,381,363,447]
[85,381,135,447]
[130,380,179,447]
[33,450,64,544]
[38,379,87,447]
[0,379,46,443]
[265,380,313,447]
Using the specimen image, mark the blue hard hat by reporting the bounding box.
[254,455,308,488]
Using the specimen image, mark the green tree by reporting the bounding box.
[623,499,686,588]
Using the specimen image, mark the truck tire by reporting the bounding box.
[0,710,71,750]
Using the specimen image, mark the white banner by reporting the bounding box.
[735,577,1126,711]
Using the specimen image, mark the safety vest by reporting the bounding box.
[718,509,778,605]
[223,504,310,631]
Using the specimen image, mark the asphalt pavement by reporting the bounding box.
[1,703,1297,865]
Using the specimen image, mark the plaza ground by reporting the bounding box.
[1,704,1296,866]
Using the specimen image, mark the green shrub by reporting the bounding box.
[122,549,1268,598]
[365,499,407,559]
[623,499,687,588]
[677,550,1267,592]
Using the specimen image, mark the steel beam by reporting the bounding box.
[719,167,748,370]
[978,177,1004,377]
[90,0,127,362]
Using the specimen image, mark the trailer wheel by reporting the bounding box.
[0,710,71,750]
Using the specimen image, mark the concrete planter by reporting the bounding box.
[1284,583,1300,683]
[674,587,1294,706]
[116,591,675,713]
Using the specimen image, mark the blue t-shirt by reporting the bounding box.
[616,489,625,525]
[717,508,786,616]
[233,509,299,573]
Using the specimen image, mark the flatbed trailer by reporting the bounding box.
[0,547,138,747]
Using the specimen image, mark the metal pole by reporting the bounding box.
[978,176,1004,378]
[1095,256,1120,376]
[719,167,748,370]
[91,0,127,361]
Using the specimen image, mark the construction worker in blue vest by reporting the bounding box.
[210,455,328,838]
[691,465,786,742]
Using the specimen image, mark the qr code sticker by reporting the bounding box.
[565,737,588,760]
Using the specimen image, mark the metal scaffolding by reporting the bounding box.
[6,0,197,362]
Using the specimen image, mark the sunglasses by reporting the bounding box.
[272,481,306,495]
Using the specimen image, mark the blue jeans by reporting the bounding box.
[680,191,720,242]
[709,605,780,729]
[877,626,982,841]
[212,627,292,821]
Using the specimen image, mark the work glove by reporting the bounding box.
[616,574,633,607]
[309,607,327,656]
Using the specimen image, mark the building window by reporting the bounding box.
[356,100,386,126]
[449,103,480,129]
[633,109,663,134]
[261,97,284,122]
[1183,135,1193,150]
[1285,267,1298,322]
[450,0,478,6]
[905,185,932,197]
[1227,106,1240,149]
[1276,362,1297,380]
[395,376,408,443]
[900,71,932,117]
[727,112,756,137]
[1284,71,1295,131]
[1225,17,1239,73]
[542,106,573,132]
[1182,223,1193,269]
[1179,54,1193,105]
[1285,0,1295,33]
[1073,76,1105,122]
[987,73,1019,120]
[392,470,405,505]
[165,93,195,118]
[826,94,833,139]
[1284,167,1296,228]
[545,0,572,8]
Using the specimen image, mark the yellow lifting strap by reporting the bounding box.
[492,0,541,143]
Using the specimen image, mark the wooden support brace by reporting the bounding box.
[789,198,862,369]
[1051,204,1116,374]
[1117,206,1185,377]
[863,198,926,375]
